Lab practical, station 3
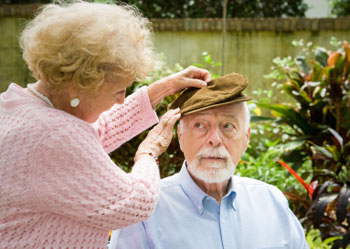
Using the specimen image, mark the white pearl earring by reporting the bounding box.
[70,98,80,108]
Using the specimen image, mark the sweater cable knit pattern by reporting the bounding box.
[0,83,160,249]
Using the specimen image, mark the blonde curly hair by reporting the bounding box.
[20,1,156,93]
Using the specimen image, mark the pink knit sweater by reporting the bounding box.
[0,83,160,249]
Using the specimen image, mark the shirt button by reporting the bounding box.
[205,197,210,201]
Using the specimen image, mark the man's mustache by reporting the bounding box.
[196,147,231,161]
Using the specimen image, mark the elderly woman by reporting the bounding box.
[0,2,210,249]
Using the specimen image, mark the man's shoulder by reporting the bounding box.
[157,172,191,203]
[233,175,271,186]
[233,176,286,201]
[160,172,181,189]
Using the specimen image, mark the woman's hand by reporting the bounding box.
[165,66,211,95]
[147,66,211,108]
[135,108,181,162]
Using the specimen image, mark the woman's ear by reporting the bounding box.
[67,85,78,99]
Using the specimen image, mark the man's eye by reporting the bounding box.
[194,122,204,129]
[223,123,234,129]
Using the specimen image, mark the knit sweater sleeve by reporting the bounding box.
[93,86,159,154]
[30,121,160,230]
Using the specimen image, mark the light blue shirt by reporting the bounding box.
[114,162,309,249]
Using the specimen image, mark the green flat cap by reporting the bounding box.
[169,72,252,115]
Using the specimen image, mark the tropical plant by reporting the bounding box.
[237,118,313,215]
[239,96,314,217]
[262,38,350,248]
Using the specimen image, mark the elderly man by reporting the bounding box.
[111,73,309,249]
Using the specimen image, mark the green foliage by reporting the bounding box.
[0,0,308,18]
[262,37,350,248]
[238,99,313,217]
[121,0,308,18]
[328,0,350,17]
[306,227,343,249]
[239,118,313,195]
[193,52,222,79]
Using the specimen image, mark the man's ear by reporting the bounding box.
[177,123,184,152]
[244,126,251,151]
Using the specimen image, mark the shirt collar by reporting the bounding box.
[226,177,237,210]
[178,161,237,214]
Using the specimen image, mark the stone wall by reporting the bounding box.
[1,4,349,96]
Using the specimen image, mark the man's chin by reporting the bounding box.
[188,164,235,184]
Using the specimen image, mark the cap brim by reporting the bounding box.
[181,95,252,115]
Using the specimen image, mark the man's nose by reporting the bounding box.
[207,127,223,147]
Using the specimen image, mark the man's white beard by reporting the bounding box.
[187,147,236,183]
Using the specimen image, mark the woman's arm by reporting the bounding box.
[31,122,160,230]
[31,108,180,230]
[93,86,158,154]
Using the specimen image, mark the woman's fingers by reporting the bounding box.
[153,109,181,151]
[186,66,211,82]
[160,108,180,123]
[168,66,211,94]
[135,108,181,161]
[156,108,180,138]
[163,112,181,135]
[186,78,208,88]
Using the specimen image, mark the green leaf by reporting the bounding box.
[310,61,324,81]
[315,47,329,67]
[250,115,275,122]
[257,103,314,134]
[295,56,310,75]
[299,90,313,103]
[323,236,342,245]
[325,66,336,80]
[313,168,336,178]
[193,63,205,68]
[276,140,305,152]
[325,145,340,161]
[282,83,297,96]
[334,53,345,74]
[204,54,212,64]
[311,144,333,159]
